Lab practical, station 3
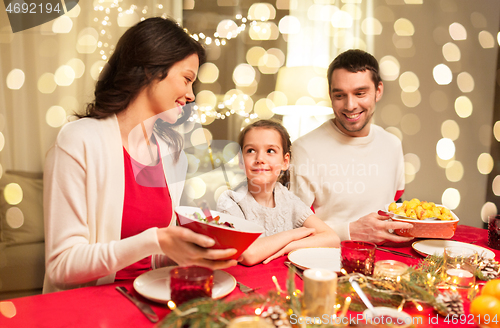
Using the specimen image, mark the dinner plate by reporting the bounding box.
[412,240,496,259]
[363,307,412,328]
[287,247,341,272]
[133,266,236,304]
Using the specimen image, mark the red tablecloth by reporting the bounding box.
[0,225,498,328]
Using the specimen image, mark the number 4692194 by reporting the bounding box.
[6,2,61,14]
[444,314,498,325]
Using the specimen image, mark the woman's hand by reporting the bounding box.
[157,226,238,270]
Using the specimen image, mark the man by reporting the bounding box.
[290,49,413,243]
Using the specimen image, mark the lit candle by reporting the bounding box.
[446,268,474,288]
[373,260,409,280]
[302,268,337,318]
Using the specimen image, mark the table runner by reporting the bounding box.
[1,225,498,328]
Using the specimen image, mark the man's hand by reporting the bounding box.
[349,212,414,244]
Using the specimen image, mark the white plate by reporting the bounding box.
[133,266,236,304]
[384,203,459,223]
[287,247,341,272]
[363,307,412,328]
[412,240,496,259]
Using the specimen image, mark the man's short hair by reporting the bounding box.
[327,49,382,91]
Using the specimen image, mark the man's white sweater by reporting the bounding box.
[290,120,405,241]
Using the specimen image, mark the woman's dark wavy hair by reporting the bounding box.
[80,17,206,161]
[238,120,292,188]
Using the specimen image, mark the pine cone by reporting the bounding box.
[260,306,292,328]
[478,257,500,280]
[436,291,464,316]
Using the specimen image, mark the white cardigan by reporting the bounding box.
[43,115,187,293]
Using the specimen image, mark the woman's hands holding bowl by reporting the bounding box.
[156,226,238,270]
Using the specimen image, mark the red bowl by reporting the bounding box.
[175,206,265,260]
[385,203,459,239]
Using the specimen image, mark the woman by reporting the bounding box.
[43,17,237,293]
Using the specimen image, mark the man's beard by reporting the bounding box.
[335,109,374,134]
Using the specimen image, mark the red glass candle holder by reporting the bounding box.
[341,241,376,276]
[169,266,214,305]
[488,215,500,250]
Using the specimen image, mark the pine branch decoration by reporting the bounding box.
[159,295,268,328]
[160,254,495,327]
[160,267,301,328]
[337,267,447,314]
[286,265,302,316]
[337,275,402,311]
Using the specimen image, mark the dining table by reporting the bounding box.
[1,224,499,328]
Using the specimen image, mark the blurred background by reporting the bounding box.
[1,0,500,230]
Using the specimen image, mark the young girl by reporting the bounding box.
[217,120,340,265]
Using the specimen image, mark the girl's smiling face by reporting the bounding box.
[241,127,290,188]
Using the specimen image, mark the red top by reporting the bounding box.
[115,146,172,280]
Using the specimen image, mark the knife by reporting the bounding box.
[376,247,418,259]
[116,286,159,323]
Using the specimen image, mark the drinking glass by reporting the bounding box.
[373,260,409,281]
[443,246,477,289]
[341,241,377,275]
[488,215,500,250]
[169,266,214,305]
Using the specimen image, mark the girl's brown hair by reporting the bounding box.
[238,120,292,188]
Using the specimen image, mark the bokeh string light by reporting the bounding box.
[55,1,500,217]
[3,1,500,224]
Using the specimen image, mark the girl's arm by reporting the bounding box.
[263,215,340,263]
[238,226,317,266]
[217,188,339,266]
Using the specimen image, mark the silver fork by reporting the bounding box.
[237,281,260,293]
[116,286,158,323]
